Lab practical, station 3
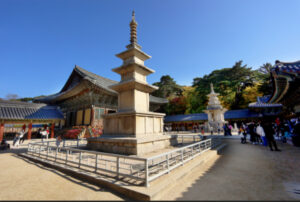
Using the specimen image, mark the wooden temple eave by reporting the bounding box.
[0,119,62,124]
[58,88,117,112]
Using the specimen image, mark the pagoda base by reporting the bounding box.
[87,135,177,155]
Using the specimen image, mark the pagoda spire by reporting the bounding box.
[210,83,215,94]
[130,10,138,45]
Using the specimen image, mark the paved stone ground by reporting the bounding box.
[1,138,300,200]
[160,138,300,200]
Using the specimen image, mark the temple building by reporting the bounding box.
[266,60,300,114]
[0,100,64,141]
[35,66,167,129]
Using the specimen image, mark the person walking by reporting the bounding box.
[19,129,26,145]
[256,122,267,146]
[13,133,21,148]
[262,119,281,151]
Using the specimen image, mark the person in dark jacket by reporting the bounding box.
[292,119,300,147]
[262,119,281,151]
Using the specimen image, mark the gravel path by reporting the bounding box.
[160,139,300,200]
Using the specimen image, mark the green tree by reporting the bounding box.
[192,61,255,110]
[152,75,183,98]
[257,63,273,95]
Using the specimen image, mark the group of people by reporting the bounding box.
[238,117,300,151]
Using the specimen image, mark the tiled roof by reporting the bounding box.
[224,109,260,119]
[248,102,282,108]
[37,65,168,104]
[164,109,261,122]
[272,60,300,75]
[164,113,208,122]
[0,100,64,120]
[74,65,118,94]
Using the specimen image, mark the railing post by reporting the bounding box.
[191,146,193,159]
[145,159,149,187]
[95,154,98,173]
[55,147,58,162]
[181,149,184,165]
[78,152,82,168]
[117,157,120,179]
[65,149,68,164]
[63,139,65,147]
[193,136,195,143]
[167,154,170,173]
[39,145,42,157]
[77,139,79,148]
[46,142,49,159]
[182,136,183,145]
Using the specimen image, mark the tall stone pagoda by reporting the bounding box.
[87,11,174,155]
[203,83,227,132]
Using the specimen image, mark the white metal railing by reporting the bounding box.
[27,135,222,187]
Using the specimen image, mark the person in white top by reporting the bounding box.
[256,122,266,146]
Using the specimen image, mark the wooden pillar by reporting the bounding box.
[90,107,95,127]
[51,123,55,139]
[0,123,4,142]
[27,123,32,140]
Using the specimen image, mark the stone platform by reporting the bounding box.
[87,134,177,155]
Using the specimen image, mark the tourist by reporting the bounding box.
[248,122,257,144]
[210,126,213,135]
[256,122,267,146]
[193,125,197,133]
[56,135,62,147]
[228,124,232,136]
[40,128,49,143]
[19,129,26,145]
[217,124,221,135]
[201,126,204,135]
[223,124,230,136]
[13,133,21,147]
[262,119,281,151]
[292,118,300,147]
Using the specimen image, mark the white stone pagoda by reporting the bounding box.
[87,12,174,155]
[203,83,227,132]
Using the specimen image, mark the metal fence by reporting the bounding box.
[27,136,222,187]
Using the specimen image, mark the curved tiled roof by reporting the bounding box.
[0,100,64,120]
[36,65,168,104]
[272,60,300,75]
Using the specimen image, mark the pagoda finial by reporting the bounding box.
[210,83,215,93]
[130,10,138,44]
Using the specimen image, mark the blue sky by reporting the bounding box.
[1,0,300,98]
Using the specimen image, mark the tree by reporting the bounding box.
[152,75,183,98]
[257,63,273,95]
[192,61,255,110]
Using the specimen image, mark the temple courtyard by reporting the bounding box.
[1,137,300,200]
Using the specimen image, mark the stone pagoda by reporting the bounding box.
[87,11,174,155]
[203,83,227,132]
